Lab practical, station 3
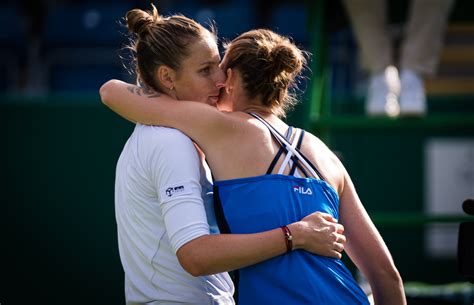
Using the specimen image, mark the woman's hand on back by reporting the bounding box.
[288,212,346,259]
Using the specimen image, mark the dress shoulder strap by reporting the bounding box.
[266,126,293,174]
[249,112,325,181]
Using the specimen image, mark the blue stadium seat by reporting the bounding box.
[44,3,133,49]
[49,65,126,92]
[159,0,200,16]
[268,4,309,47]
[192,3,257,41]
[43,3,134,93]
[0,5,24,92]
[45,48,133,93]
[0,5,26,51]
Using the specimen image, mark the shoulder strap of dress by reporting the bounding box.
[289,130,305,176]
[266,126,293,174]
[276,128,301,175]
[249,112,325,180]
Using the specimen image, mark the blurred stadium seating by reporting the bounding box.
[0,0,319,94]
[43,2,134,92]
[268,3,309,47]
[0,4,26,92]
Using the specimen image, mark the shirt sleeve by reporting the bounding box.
[144,126,210,253]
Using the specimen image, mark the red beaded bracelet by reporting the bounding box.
[280,225,293,253]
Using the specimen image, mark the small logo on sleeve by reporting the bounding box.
[166,185,185,197]
[162,182,193,199]
[293,185,313,195]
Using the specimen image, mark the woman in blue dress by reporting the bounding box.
[100,27,406,304]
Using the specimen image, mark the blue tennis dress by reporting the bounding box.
[213,113,370,305]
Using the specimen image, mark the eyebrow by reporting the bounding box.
[199,59,220,67]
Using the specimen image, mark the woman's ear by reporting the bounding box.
[156,65,176,91]
[225,68,234,94]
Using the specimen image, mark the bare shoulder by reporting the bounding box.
[302,132,340,163]
[300,131,345,194]
[193,110,264,156]
[222,111,270,135]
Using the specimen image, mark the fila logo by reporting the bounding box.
[293,185,313,195]
[166,185,185,197]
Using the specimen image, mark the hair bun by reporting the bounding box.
[126,5,161,37]
[270,44,303,76]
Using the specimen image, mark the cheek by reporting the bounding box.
[194,77,214,94]
[195,75,218,93]
[177,76,211,101]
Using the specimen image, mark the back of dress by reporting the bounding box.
[213,114,369,305]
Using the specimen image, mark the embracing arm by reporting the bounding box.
[339,169,406,304]
[177,211,345,276]
[100,79,232,145]
[153,129,345,277]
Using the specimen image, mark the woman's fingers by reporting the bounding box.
[333,241,345,253]
[335,223,345,234]
[318,212,337,223]
[336,232,346,245]
[329,249,342,259]
[298,211,347,258]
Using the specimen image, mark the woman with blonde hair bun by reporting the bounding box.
[106,4,351,305]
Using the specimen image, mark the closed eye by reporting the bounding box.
[200,66,211,75]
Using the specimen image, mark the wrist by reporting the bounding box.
[286,222,303,250]
[280,225,293,252]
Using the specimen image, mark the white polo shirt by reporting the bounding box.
[115,124,234,305]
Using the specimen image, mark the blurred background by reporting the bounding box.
[1,0,473,304]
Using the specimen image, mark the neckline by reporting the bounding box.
[213,173,339,199]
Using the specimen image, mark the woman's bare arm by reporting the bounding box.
[339,167,406,305]
[100,79,234,146]
[177,211,346,276]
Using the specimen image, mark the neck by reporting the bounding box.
[240,105,273,117]
[233,96,274,117]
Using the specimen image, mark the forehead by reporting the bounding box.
[183,33,220,66]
